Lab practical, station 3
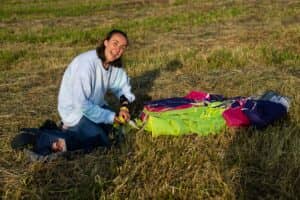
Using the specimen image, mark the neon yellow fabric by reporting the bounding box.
[144,102,226,137]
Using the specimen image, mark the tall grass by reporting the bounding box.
[1,0,300,199]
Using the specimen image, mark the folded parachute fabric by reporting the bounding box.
[222,98,251,127]
[185,91,226,102]
[144,102,226,137]
[242,100,287,129]
[143,91,227,113]
[144,97,196,112]
[141,90,290,137]
[222,91,289,129]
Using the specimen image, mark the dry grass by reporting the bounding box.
[1,0,300,199]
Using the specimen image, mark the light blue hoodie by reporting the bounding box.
[58,50,135,127]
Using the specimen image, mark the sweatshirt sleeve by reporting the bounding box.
[109,68,135,103]
[72,64,115,124]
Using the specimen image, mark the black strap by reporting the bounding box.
[120,95,129,108]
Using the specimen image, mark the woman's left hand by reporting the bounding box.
[117,106,130,123]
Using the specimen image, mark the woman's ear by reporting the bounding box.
[104,39,108,47]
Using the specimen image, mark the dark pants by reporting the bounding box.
[66,116,112,148]
[12,115,114,156]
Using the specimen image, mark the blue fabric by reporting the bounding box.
[208,94,226,101]
[35,130,69,156]
[242,100,287,129]
[144,97,195,108]
[35,123,111,156]
[66,116,112,147]
[35,105,113,156]
[35,129,92,156]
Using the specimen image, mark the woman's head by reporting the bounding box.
[96,29,128,68]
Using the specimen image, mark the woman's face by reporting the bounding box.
[104,33,128,64]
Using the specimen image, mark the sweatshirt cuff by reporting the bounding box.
[107,112,116,124]
[123,93,135,103]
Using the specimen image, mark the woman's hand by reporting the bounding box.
[51,138,67,152]
[114,106,130,124]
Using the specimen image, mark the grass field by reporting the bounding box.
[1,0,300,199]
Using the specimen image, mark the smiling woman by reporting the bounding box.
[56,29,135,152]
[104,33,128,66]
[96,29,129,69]
[8,29,136,157]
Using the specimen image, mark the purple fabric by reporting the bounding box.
[144,97,196,108]
[242,100,287,129]
[208,94,226,101]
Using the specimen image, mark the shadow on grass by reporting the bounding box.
[29,144,134,199]
[222,120,300,200]
[129,59,183,117]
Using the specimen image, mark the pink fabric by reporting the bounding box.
[185,91,209,101]
[222,107,250,127]
[140,111,147,122]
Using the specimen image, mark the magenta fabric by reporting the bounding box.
[222,106,250,127]
[184,91,209,101]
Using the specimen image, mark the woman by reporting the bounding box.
[11,30,134,157]
[57,29,135,149]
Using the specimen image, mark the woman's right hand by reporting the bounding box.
[114,107,130,124]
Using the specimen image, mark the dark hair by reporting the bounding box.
[96,29,128,68]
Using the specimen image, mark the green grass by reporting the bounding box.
[262,47,300,66]
[1,0,300,199]
[0,49,28,69]
[1,5,243,45]
[0,0,114,20]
